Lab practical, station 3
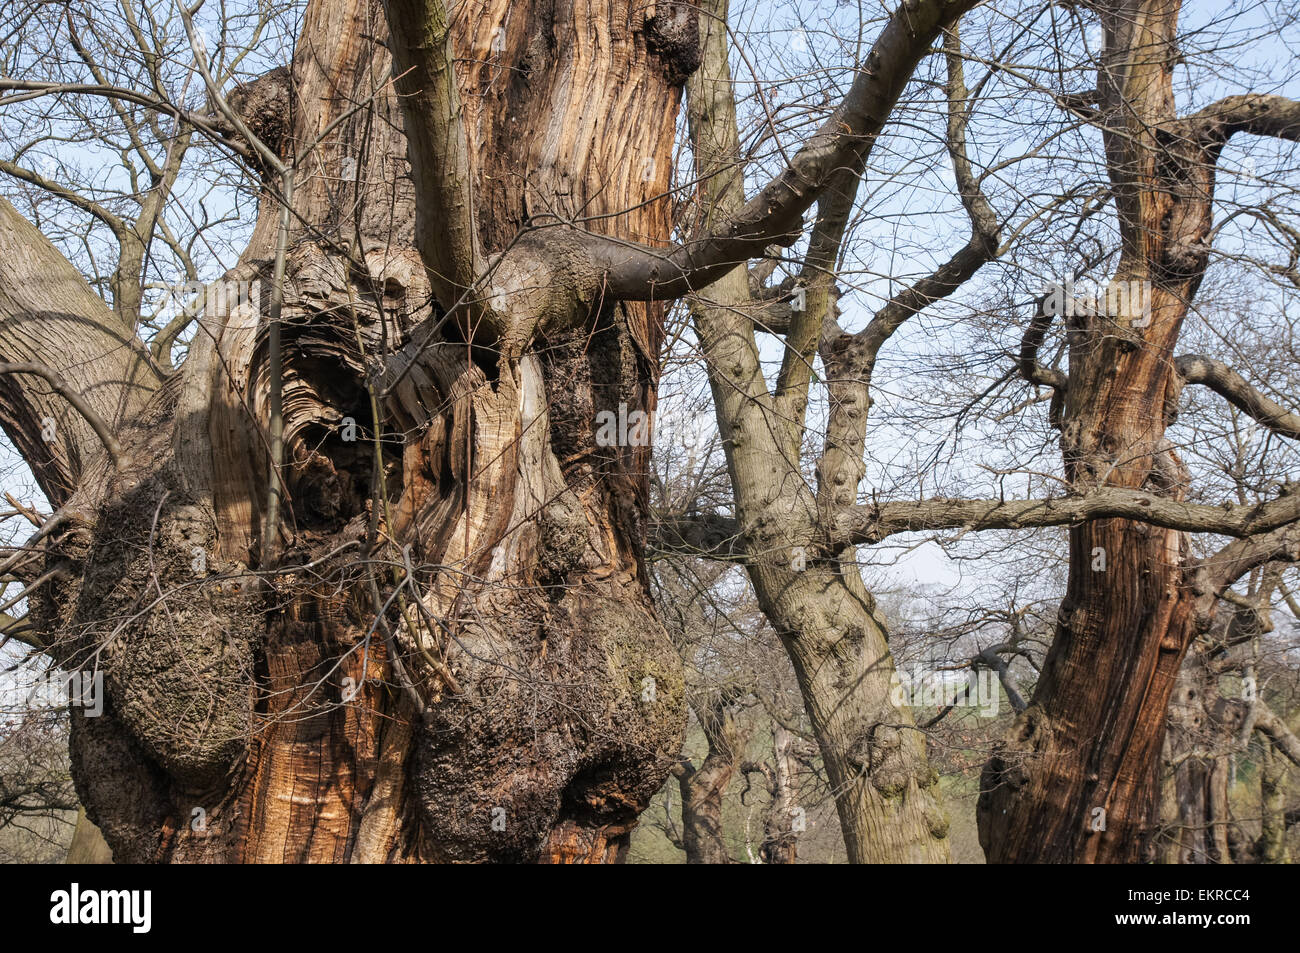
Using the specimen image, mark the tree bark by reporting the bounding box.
[979,0,1232,862]
[0,197,160,503]
[744,724,800,864]
[1161,655,1235,863]
[5,0,698,863]
[682,0,954,864]
[1257,742,1292,864]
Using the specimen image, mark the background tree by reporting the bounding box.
[660,0,1300,864]
[977,0,1300,862]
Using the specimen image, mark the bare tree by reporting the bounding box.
[0,708,76,863]
[977,0,1300,862]
[661,0,1300,863]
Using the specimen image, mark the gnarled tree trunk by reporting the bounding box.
[672,693,745,864]
[742,723,800,864]
[980,0,1218,862]
[4,0,699,863]
[1258,742,1293,864]
[678,0,958,865]
[1162,654,1236,864]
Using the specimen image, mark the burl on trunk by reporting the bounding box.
[10,0,704,862]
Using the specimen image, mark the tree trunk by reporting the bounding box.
[64,809,114,864]
[682,0,952,864]
[979,0,1222,862]
[1162,656,1234,863]
[6,0,698,863]
[673,696,744,864]
[1258,743,1292,864]
[0,197,160,504]
[757,724,800,864]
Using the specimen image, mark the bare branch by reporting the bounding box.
[1181,94,1300,146]
[0,79,253,162]
[0,362,124,467]
[584,0,982,301]
[1176,354,1300,440]
[974,645,1028,713]
[813,23,1001,516]
[0,611,42,651]
[177,6,286,176]
[1197,522,1300,604]
[0,158,127,237]
[1255,702,1300,769]
[0,567,62,616]
[263,171,294,565]
[853,23,1002,369]
[1019,294,1069,390]
[650,512,747,562]
[663,484,1300,562]
[833,487,1300,547]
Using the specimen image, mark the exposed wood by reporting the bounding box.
[31,0,692,865]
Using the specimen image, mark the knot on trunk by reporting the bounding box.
[644,4,702,85]
[412,578,685,862]
[976,706,1053,859]
[849,723,913,798]
[219,65,292,171]
[60,461,256,791]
